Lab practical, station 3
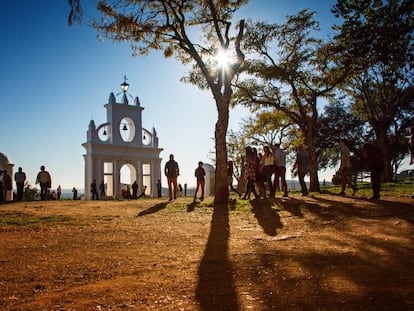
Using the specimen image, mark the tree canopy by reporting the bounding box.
[233,10,345,191]
[332,0,414,180]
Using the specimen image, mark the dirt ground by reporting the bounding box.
[0,193,413,311]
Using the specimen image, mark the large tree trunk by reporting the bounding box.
[303,112,320,192]
[214,96,230,206]
[306,130,320,193]
[308,149,320,192]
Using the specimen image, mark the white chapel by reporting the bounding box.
[82,77,163,199]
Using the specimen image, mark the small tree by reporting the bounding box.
[318,101,367,170]
[23,182,38,201]
[240,111,290,147]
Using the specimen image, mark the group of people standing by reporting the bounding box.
[0,165,63,201]
[135,136,390,203]
[90,179,106,200]
[162,145,309,202]
[239,139,385,201]
[0,165,77,201]
[239,143,310,200]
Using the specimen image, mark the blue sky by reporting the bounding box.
[1,0,341,191]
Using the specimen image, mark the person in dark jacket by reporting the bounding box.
[90,179,99,200]
[292,144,310,196]
[363,142,384,200]
[164,154,179,200]
[132,181,138,199]
[14,167,26,201]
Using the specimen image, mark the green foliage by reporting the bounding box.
[226,129,246,179]
[241,111,291,146]
[23,182,38,201]
[0,212,81,228]
[332,0,414,73]
[319,102,366,148]
[322,179,414,198]
[318,102,367,170]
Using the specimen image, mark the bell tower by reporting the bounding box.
[82,76,163,199]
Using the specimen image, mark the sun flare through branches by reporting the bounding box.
[214,48,232,69]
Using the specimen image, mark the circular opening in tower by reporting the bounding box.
[119,117,135,142]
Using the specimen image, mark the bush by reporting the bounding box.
[331,172,341,185]
[23,183,38,201]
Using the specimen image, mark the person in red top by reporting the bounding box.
[363,142,384,200]
[194,161,206,202]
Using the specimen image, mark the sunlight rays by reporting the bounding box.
[214,48,232,69]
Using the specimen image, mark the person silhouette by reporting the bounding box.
[14,167,26,201]
[99,180,105,198]
[90,179,99,200]
[132,181,138,199]
[72,187,78,200]
[194,161,206,202]
[36,165,51,200]
[156,179,162,198]
[164,154,179,200]
[57,185,62,200]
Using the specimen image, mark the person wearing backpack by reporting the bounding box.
[164,154,180,201]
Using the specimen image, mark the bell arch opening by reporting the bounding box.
[120,117,135,142]
[120,163,136,191]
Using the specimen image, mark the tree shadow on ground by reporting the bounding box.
[187,202,197,212]
[237,195,414,310]
[136,202,168,216]
[250,199,283,236]
[271,194,414,225]
[196,204,239,310]
[302,195,414,224]
[252,244,414,310]
[275,197,308,217]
